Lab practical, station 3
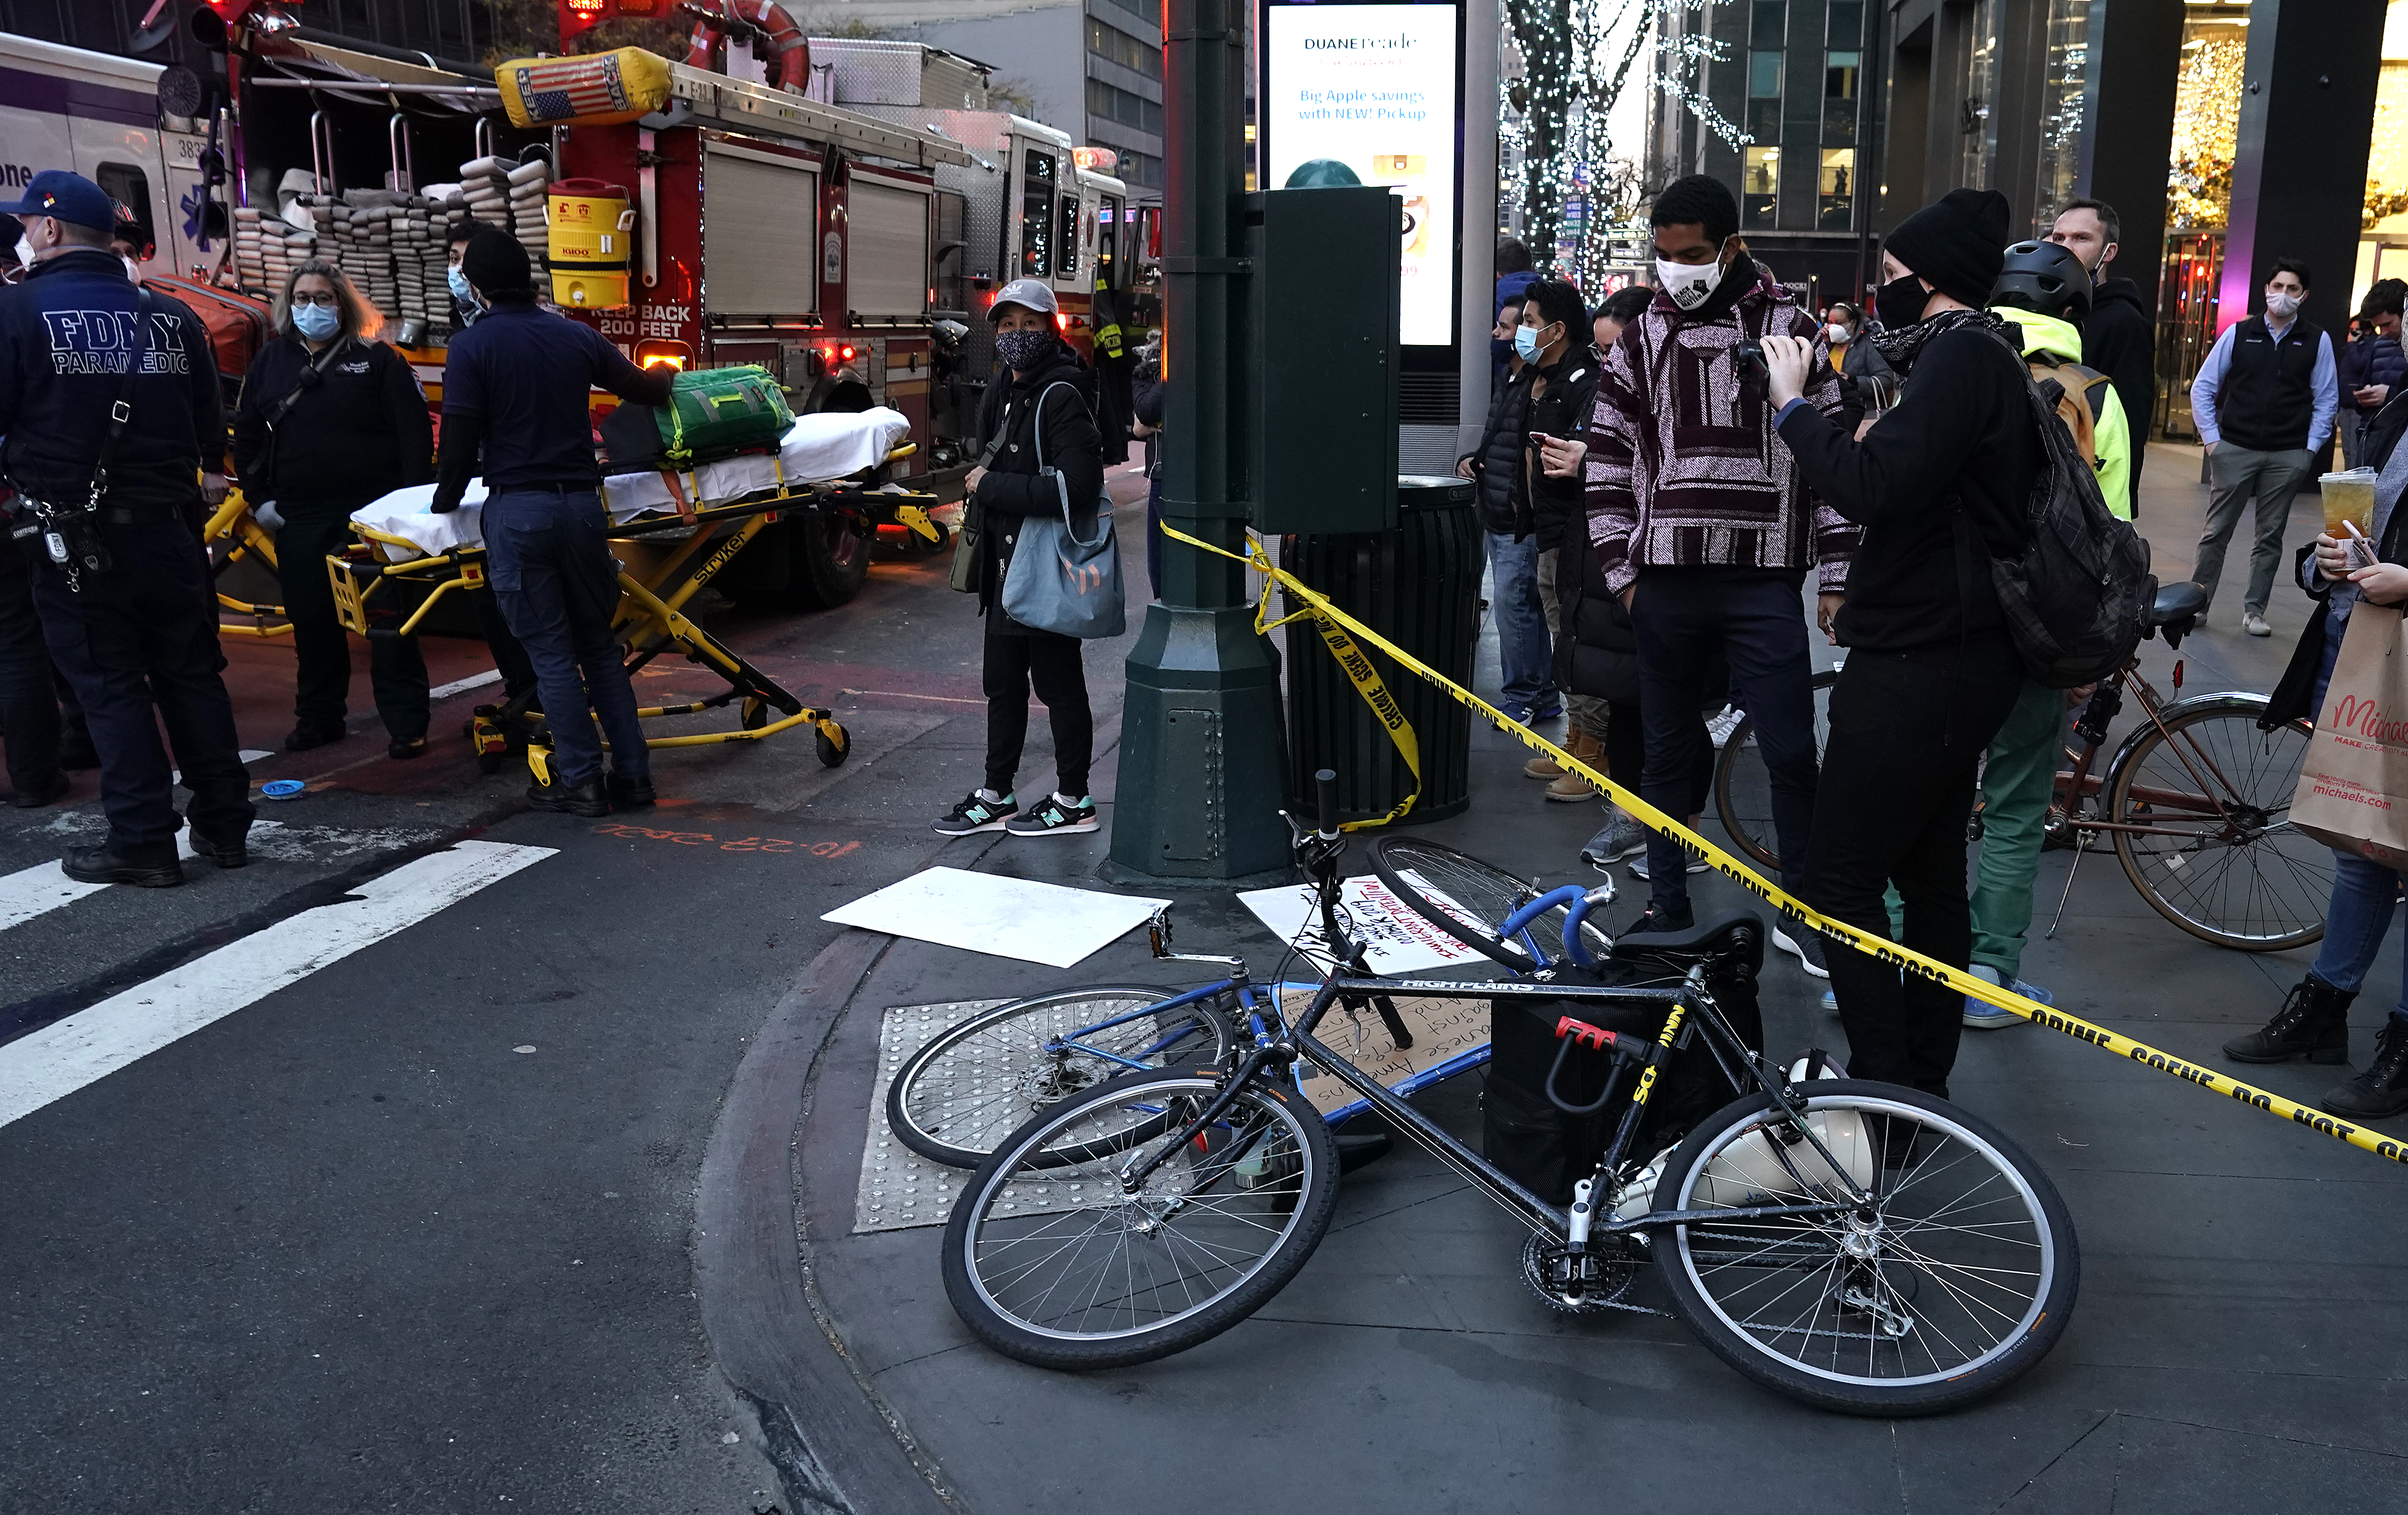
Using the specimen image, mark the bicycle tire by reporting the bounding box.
[1650,1079,2078,1416]
[886,985,1233,1170]
[1711,667,1840,874]
[2106,699,2327,951]
[942,1067,1339,1370]
[1368,835,1607,969]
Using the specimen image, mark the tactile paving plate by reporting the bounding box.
[862,998,1183,1236]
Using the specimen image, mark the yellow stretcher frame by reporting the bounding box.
[327,453,935,781]
[202,491,296,638]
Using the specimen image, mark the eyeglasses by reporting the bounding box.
[290,291,338,308]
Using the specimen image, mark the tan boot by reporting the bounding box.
[1546,731,1604,802]
[1523,752,1565,779]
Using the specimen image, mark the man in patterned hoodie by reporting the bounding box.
[1585,174,1852,970]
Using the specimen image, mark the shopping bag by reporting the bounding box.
[2290,603,2408,870]
[997,383,1126,639]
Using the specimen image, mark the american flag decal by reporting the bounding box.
[512,56,634,122]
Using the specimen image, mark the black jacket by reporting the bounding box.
[1837,337,1900,433]
[1131,354,1163,478]
[232,335,432,508]
[1776,324,2041,653]
[2084,277,2157,458]
[971,339,1104,631]
[1527,345,1602,552]
[2265,388,2408,727]
[1552,522,1639,707]
[0,248,224,516]
[1464,360,1532,534]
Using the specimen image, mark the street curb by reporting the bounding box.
[695,923,962,1515]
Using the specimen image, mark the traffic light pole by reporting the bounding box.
[1103,0,1291,882]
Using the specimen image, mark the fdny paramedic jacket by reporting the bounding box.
[0,247,223,515]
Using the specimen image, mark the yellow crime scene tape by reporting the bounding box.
[1161,518,2408,1169]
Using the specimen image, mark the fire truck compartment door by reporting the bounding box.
[703,141,820,317]
[847,178,932,322]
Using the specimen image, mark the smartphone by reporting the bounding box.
[2346,521,2380,571]
[1528,431,1554,448]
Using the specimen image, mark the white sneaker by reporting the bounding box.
[1706,704,1744,749]
[2242,612,2271,637]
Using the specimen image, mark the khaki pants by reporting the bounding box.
[1535,547,1608,740]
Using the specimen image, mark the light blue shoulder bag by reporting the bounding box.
[1000,381,1127,639]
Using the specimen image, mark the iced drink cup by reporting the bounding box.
[2323,469,2377,538]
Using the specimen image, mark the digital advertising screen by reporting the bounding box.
[1260,0,1462,351]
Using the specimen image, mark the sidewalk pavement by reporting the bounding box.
[773,441,2408,1513]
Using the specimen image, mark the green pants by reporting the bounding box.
[1967,679,2066,981]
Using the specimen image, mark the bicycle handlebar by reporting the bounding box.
[1314,768,1338,840]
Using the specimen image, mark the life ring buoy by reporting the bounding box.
[680,0,811,93]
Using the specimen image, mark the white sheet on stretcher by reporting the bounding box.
[350,408,912,560]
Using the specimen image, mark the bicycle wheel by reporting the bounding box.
[1713,668,1839,872]
[2107,698,2327,950]
[942,1068,1338,1369]
[887,985,1233,1170]
[1369,835,1609,969]
[1650,1079,2078,1416]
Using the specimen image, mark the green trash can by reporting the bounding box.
[1280,475,1481,826]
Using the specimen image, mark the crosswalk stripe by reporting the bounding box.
[0,824,289,935]
[0,840,554,1131]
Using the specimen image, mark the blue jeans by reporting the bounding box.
[481,486,648,789]
[1485,530,1555,711]
[2310,850,2408,1024]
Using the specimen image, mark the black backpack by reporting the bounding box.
[1981,330,2154,688]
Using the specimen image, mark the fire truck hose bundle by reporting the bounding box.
[1156,519,2408,1171]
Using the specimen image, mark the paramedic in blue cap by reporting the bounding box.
[0,169,254,886]
[432,228,673,817]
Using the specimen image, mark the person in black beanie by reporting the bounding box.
[1756,187,2043,1099]
[433,228,674,817]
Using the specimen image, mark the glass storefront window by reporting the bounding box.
[1960,0,2002,189]
[1743,146,1780,228]
[1748,48,1782,145]
[2168,6,2249,229]
[2031,0,2091,236]
[1819,147,1855,230]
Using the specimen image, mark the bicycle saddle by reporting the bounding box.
[2149,580,2207,648]
[1611,910,1765,980]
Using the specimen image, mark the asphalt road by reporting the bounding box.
[0,465,1151,1514]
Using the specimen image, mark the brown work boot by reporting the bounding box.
[1545,730,1604,802]
[1523,752,1564,779]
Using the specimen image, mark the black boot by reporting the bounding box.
[62,845,184,888]
[527,776,611,818]
[606,770,656,809]
[2322,1017,2408,1119]
[2223,978,2352,1065]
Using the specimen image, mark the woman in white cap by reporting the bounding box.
[934,278,1108,837]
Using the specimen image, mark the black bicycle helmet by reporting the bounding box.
[1989,238,2092,320]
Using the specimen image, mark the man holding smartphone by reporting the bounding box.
[1585,176,1851,960]
[1516,281,1605,796]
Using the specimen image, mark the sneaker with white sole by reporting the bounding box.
[934,790,1018,835]
[1772,925,1830,979]
[2242,612,2272,637]
[1963,963,2049,1028]
[1627,851,1708,882]
[1580,814,1649,867]
[1706,704,1744,749]
[1005,792,1101,835]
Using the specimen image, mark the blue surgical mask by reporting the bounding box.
[293,301,341,341]
[1513,324,1544,362]
[447,264,476,305]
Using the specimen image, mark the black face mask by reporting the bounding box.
[1875,271,1929,330]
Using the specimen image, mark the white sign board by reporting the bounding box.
[1261,2,1459,348]
[1237,873,1491,974]
[822,867,1170,969]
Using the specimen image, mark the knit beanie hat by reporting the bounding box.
[1882,188,2013,310]
[461,226,535,300]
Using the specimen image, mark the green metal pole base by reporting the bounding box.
[1104,602,1291,880]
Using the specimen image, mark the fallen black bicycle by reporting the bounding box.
[940,781,2081,1416]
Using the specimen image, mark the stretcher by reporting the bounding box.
[329,410,938,779]
[201,492,296,638]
